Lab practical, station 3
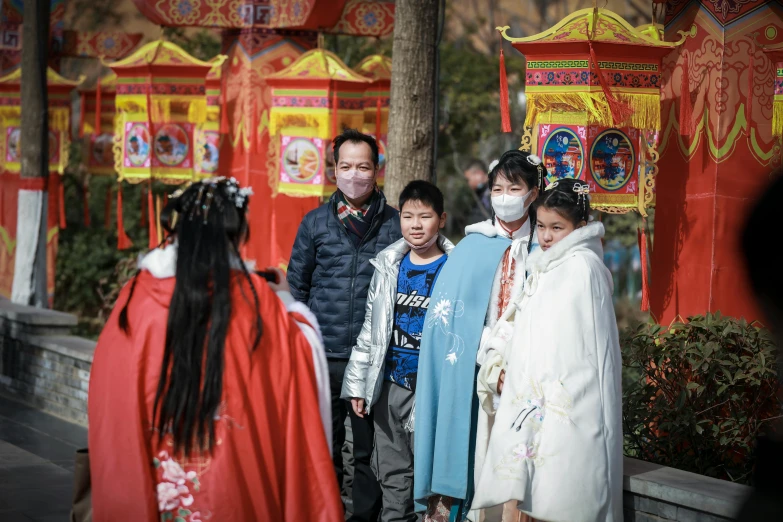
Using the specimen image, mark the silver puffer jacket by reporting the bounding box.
[340,235,455,430]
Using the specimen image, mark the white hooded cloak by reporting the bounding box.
[471,222,622,522]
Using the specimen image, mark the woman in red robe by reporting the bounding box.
[88,178,342,522]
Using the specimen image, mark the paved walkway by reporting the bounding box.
[0,396,86,521]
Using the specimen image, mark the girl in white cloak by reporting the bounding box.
[471,178,622,522]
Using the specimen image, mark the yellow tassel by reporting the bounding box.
[772,100,783,137]
[269,112,332,138]
[187,100,208,124]
[525,91,661,130]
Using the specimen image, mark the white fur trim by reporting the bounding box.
[465,219,497,237]
[286,299,323,343]
[528,221,604,274]
[138,243,178,278]
[138,242,258,279]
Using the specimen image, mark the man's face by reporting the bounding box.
[159,138,173,154]
[464,167,488,191]
[130,139,139,153]
[337,141,377,180]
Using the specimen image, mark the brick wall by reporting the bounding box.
[0,298,94,426]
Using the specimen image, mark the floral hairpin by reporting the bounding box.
[545,181,558,191]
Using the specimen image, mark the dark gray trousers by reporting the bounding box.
[373,381,417,522]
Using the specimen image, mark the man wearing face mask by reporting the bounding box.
[288,128,401,521]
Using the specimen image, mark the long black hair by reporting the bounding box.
[534,177,592,226]
[118,178,263,455]
[488,150,545,251]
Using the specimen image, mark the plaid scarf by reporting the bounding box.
[336,188,380,245]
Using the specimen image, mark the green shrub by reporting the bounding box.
[622,313,781,484]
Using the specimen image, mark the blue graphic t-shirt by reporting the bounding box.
[384,252,448,391]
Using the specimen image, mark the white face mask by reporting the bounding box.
[491,191,533,223]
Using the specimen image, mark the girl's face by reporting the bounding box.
[490,173,534,198]
[536,207,585,251]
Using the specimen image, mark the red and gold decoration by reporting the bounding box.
[105,40,223,185]
[131,0,394,36]
[649,0,783,324]
[195,56,227,178]
[356,54,391,186]
[500,8,689,215]
[80,72,117,176]
[61,31,144,61]
[267,48,370,197]
[0,65,81,300]
[0,67,82,175]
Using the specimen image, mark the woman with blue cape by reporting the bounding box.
[414,151,544,522]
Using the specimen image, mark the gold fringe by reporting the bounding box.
[187,99,207,124]
[270,112,332,138]
[269,111,365,138]
[772,100,783,137]
[48,109,70,132]
[525,92,661,130]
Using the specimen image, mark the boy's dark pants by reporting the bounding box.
[373,381,416,522]
[329,359,382,522]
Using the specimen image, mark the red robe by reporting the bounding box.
[88,270,342,522]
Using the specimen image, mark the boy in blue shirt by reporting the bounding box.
[342,180,454,522]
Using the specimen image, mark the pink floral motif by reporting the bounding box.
[512,444,537,461]
[157,481,194,512]
[154,451,202,516]
[161,457,198,486]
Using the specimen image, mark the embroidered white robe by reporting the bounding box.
[471,222,622,522]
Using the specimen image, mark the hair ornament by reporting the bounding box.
[573,181,590,215]
[527,154,544,188]
[545,180,558,191]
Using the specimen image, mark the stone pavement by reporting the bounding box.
[0,396,86,521]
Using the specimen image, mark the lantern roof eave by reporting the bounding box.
[267,49,372,84]
[0,67,85,87]
[355,55,392,82]
[498,8,692,59]
[103,40,215,71]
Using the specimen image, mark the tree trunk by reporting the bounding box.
[384,0,439,207]
[11,0,50,307]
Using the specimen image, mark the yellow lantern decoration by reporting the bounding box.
[79,72,117,175]
[267,49,371,197]
[356,54,391,187]
[105,40,225,184]
[195,55,228,178]
[0,68,82,175]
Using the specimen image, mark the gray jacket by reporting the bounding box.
[340,235,455,428]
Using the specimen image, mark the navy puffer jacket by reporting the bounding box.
[287,191,401,359]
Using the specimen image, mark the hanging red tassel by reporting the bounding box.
[117,184,133,250]
[78,93,86,138]
[58,178,66,230]
[104,186,112,230]
[94,75,102,138]
[331,88,339,138]
[747,50,754,123]
[589,42,633,126]
[638,220,651,312]
[499,48,512,133]
[375,96,383,136]
[148,182,157,249]
[140,186,148,228]
[83,186,91,227]
[679,53,694,136]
